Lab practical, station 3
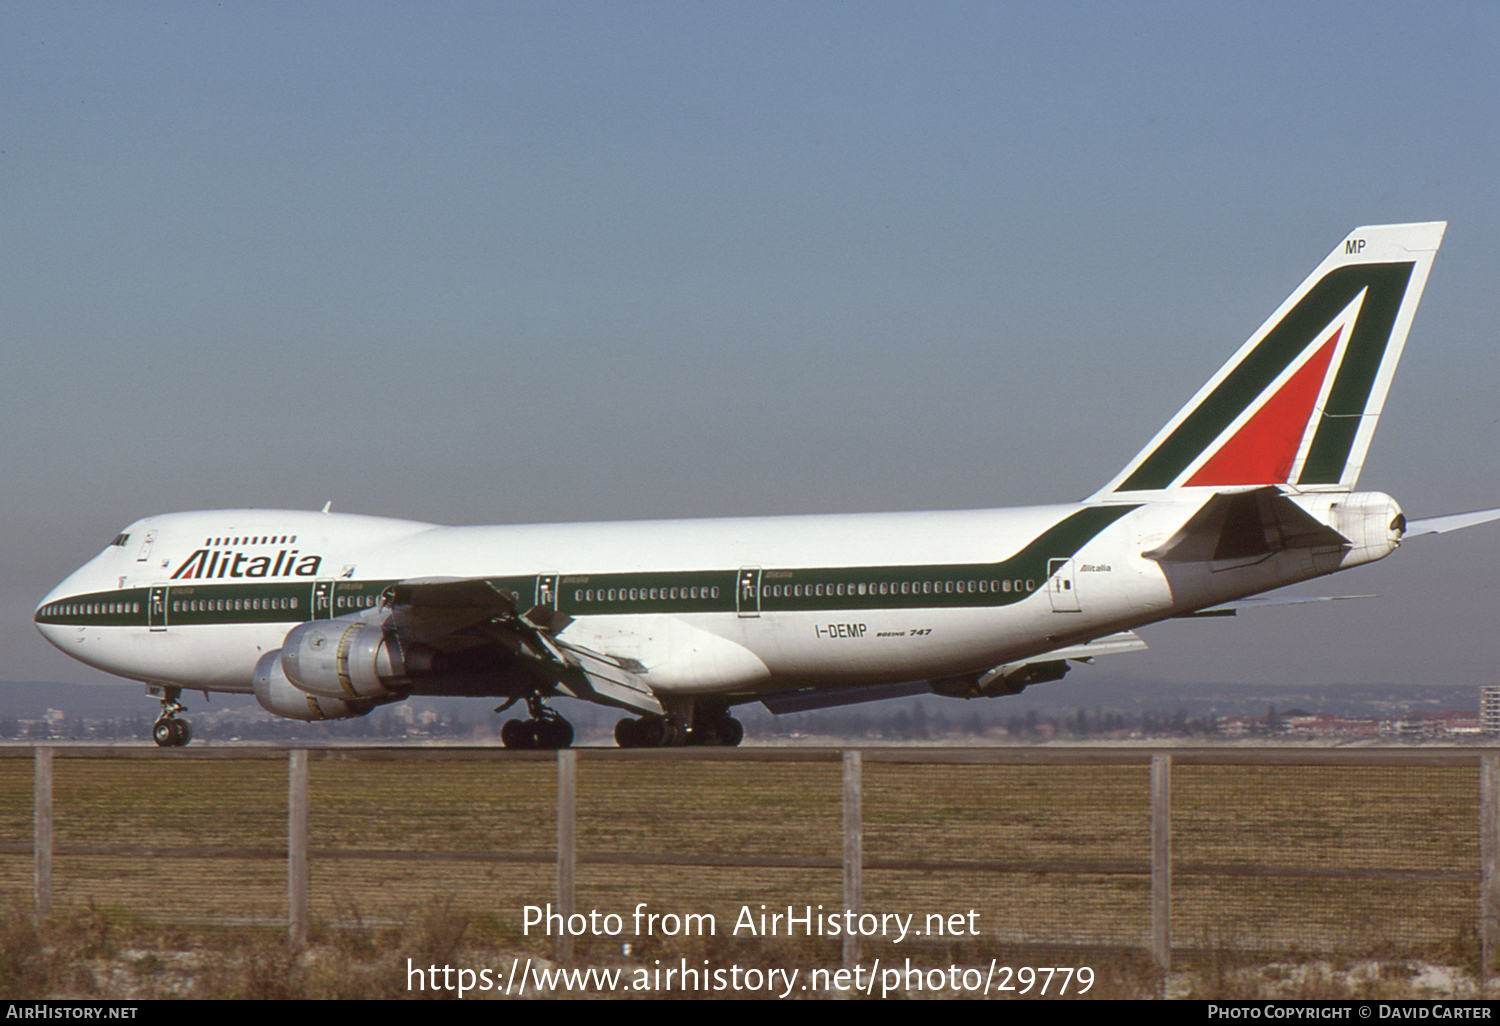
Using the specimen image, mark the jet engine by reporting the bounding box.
[252,649,392,721]
[279,617,409,701]
[256,612,556,723]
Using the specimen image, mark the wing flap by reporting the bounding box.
[551,640,663,716]
[386,576,662,715]
[1035,630,1150,661]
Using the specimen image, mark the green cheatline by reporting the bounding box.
[37,505,1138,627]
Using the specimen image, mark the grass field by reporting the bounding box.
[0,746,1492,997]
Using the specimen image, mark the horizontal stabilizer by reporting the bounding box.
[1181,593,1375,618]
[1404,508,1500,536]
[1144,487,1347,563]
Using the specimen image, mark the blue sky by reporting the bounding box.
[5,2,1499,693]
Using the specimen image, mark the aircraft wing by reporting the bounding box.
[385,577,663,715]
[1404,508,1500,536]
[387,577,523,645]
[1032,631,1150,661]
[760,631,1148,713]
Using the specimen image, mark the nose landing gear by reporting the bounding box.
[151,686,193,747]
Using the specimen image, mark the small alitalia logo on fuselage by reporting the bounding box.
[169,548,324,580]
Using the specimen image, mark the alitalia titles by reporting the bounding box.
[170,548,323,580]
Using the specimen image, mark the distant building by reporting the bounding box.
[1482,686,1500,735]
[1442,711,1483,736]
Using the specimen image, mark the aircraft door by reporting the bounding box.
[1047,558,1081,612]
[148,585,168,632]
[737,568,761,618]
[535,574,558,611]
[312,580,334,620]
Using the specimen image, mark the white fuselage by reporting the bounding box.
[34,492,1402,706]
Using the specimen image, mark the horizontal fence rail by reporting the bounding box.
[2,745,1496,969]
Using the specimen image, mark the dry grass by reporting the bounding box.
[2,896,1492,999]
[1,894,485,999]
[0,750,1492,997]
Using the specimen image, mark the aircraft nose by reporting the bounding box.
[34,555,108,653]
[34,605,73,654]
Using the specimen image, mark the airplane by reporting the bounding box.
[34,221,1500,748]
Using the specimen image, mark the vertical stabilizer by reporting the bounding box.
[1094,222,1445,497]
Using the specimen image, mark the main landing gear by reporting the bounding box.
[614,712,743,748]
[152,686,193,748]
[498,696,575,750]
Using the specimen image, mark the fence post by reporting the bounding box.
[557,749,577,963]
[288,749,309,947]
[34,746,52,925]
[842,749,862,969]
[1482,753,1498,972]
[1150,752,1171,972]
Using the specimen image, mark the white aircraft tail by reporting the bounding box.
[1094,222,1445,498]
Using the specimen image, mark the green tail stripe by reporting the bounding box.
[1297,262,1415,483]
[1119,262,1415,491]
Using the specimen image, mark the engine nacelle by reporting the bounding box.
[253,649,387,721]
[279,616,408,701]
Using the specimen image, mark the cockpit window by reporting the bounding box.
[111,533,129,547]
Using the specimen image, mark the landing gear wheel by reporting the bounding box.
[614,717,641,749]
[152,717,191,748]
[636,717,665,748]
[534,717,574,749]
[690,712,743,747]
[150,686,192,747]
[620,716,676,748]
[499,697,575,750]
[501,718,535,750]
